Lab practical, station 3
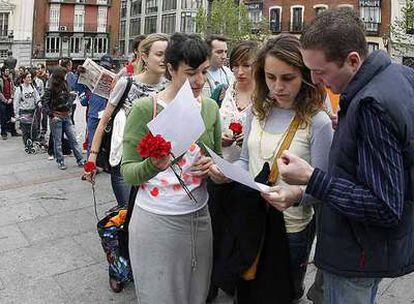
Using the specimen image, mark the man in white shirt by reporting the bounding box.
[203,35,234,105]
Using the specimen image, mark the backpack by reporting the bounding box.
[96,77,133,172]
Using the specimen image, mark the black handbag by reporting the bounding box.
[97,78,133,172]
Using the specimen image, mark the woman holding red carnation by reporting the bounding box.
[220,40,258,162]
[84,34,169,207]
[121,33,221,304]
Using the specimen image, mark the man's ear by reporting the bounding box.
[346,52,362,73]
[167,63,174,77]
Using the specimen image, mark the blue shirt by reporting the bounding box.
[307,102,403,227]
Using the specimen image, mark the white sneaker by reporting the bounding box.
[48,155,54,161]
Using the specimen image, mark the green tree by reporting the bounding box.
[196,0,269,45]
[389,0,414,59]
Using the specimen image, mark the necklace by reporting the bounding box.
[232,82,249,112]
[258,115,294,160]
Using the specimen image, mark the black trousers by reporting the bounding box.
[0,102,17,135]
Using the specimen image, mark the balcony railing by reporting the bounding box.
[269,21,305,34]
[48,0,111,6]
[0,30,13,41]
[46,23,109,33]
[363,22,380,35]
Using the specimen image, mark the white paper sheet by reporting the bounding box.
[205,146,270,193]
[147,80,205,156]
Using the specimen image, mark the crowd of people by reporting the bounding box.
[2,7,414,304]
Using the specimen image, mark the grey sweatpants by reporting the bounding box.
[128,205,213,304]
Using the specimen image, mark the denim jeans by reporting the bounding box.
[51,116,83,164]
[323,270,381,304]
[110,163,131,207]
[286,220,316,300]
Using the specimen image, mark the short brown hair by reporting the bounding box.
[229,40,258,70]
[205,35,227,48]
[253,34,325,125]
[301,8,368,65]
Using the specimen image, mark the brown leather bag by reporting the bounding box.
[242,114,302,281]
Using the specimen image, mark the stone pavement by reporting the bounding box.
[0,106,413,303]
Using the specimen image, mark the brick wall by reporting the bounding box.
[262,0,358,26]
[108,0,121,56]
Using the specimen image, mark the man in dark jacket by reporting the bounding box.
[0,66,18,139]
[266,8,414,304]
[3,51,16,71]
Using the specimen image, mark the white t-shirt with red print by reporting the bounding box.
[135,143,209,215]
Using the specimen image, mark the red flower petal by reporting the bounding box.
[192,176,201,185]
[150,187,159,197]
[229,122,243,134]
[160,178,169,187]
[84,161,96,173]
[178,158,187,167]
[136,133,171,159]
[173,184,182,192]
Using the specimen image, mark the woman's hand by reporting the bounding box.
[261,185,303,212]
[190,156,213,179]
[235,133,244,147]
[208,164,231,184]
[151,155,172,171]
[222,132,235,147]
[83,168,97,185]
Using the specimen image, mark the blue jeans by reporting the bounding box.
[286,220,315,300]
[323,270,381,304]
[51,116,83,164]
[111,163,131,207]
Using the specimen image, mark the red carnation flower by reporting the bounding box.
[229,122,243,135]
[84,161,96,173]
[126,63,134,76]
[136,133,172,160]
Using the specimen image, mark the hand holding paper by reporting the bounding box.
[205,146,270,193]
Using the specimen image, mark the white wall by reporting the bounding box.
[9,0,34,66]
[10,0,34,41]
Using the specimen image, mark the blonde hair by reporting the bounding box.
[138,33,169,72]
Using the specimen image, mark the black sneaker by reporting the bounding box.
[1,134,7,140]
[11,132,21,137]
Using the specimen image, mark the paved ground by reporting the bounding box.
[0,106,413,303]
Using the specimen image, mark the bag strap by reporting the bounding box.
[111,77,133,120]
[123,186,139,228]
[151,94,157,119]
[268,114,302,186]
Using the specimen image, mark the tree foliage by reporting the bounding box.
[196,0,269,45]
[389,0,414,58]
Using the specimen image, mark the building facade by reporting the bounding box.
[389,0,414,66]
[0,0,34,67]
[32,0,121,67]
[119,0,203,55]
[259,0,390,52]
